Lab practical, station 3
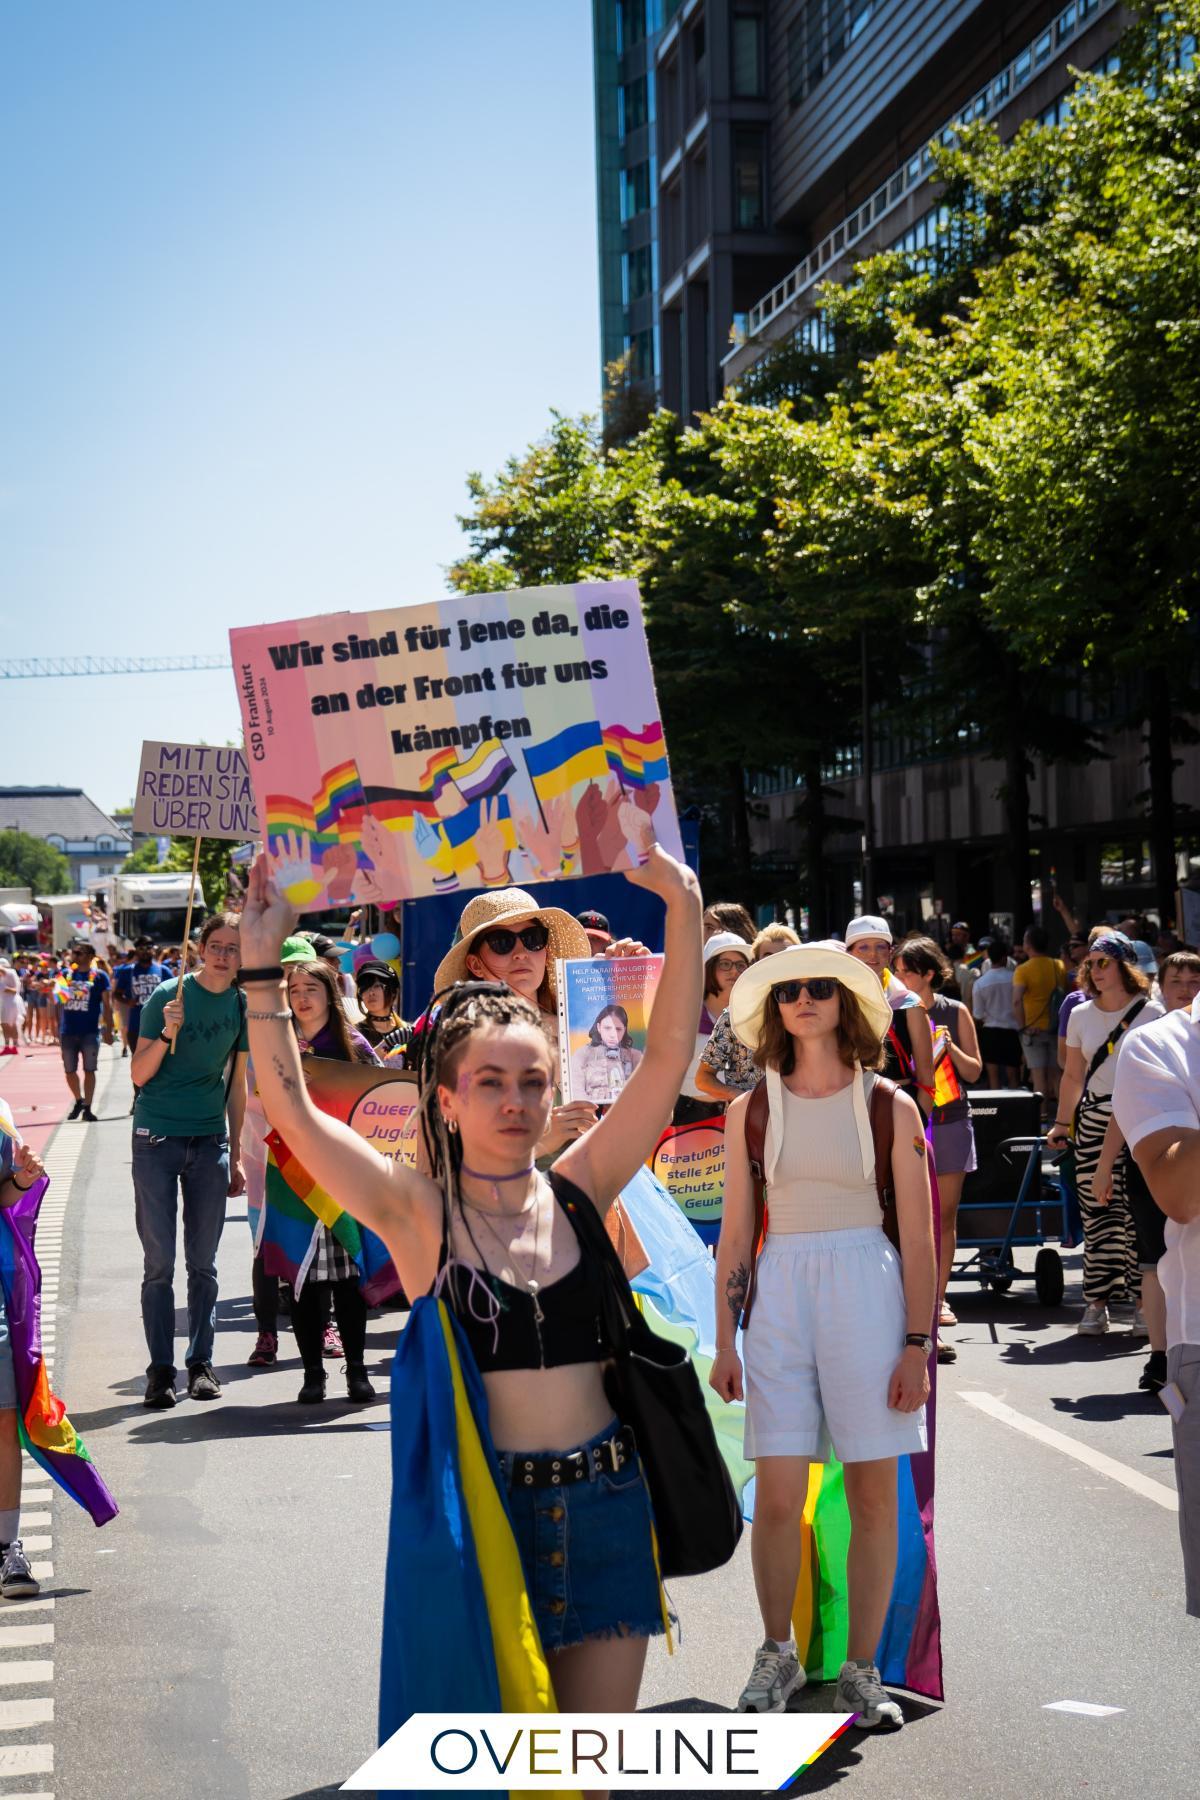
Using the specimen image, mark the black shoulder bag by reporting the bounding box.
[561,1184,743,1580]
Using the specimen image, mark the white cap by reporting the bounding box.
[703,932,752,964]
[844,914,892,947]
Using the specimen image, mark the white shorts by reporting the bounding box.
[743,1225,928,1464]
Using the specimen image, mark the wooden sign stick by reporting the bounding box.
[171,835,202,1055]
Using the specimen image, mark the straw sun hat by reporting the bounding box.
[728,941,892,1051]
[433,887,591,1004]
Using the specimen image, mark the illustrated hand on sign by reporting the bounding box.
[514,794,570,881]
[360,811,412,905]
[577,780,630,874]
[474,798,511,886]
[268,832,331,909]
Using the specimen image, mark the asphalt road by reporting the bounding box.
[27,1047,1199,1799]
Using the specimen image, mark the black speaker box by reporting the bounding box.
[958,1088,1046,1242]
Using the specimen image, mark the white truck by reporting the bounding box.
[35,894,98,953]
[0,888,40,959]
[91,872,205,951]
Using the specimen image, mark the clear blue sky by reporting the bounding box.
[1,1,600,815]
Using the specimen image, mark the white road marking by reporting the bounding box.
[0,1626,54,1647]
[0,1743,53,1774]
[0,1695,53,1727]
[0,1661,53,1686]
[16,1539,51,1554]
[17,1514,51,1530]
[960,1391,1178,1512]
[1044,1701,1125,1717]
[0,1600,54,1617]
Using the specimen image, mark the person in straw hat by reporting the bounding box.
[710,942,936,1729]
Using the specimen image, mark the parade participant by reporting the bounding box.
[280,956,381,1403]
[0,1120,45,1598]
[240,830,702,1717]
[893,935,982,1361]
[58,942,114,1123]
[434,889,596,1157]
[1012,926,1067,1120]
[1047,932,1162,1336]
[711,943,936,1726]
[702,900,755,945]
[843,917,935,1115]
[1113,982,1200,1615]
[695,924,799,1105]
[571,1005,643,1105]
[0,962,22,1057]
[354,961,408,1052]
[1092,952,1200,1392]
[577,908,613,956]
[674,933,751,1125]
[972,939,1022,1086]
[112,937,167,1056]
[130,913,248,1407]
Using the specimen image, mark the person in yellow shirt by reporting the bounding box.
[1012,925,1067,1116]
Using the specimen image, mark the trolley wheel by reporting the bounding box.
[988,1273,1015,1294]
[1035,1247,1065,1307]
[983,1254,1016,1294]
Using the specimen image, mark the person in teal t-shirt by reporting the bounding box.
[130,913,248,1409]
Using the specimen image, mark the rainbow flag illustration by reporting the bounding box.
[0,1155,117,1526]
[259,1127,400,1305]
[602,721,670,791]
[522,720,609,805]
[930,1022,963,1111]
[450,738,516,805]
[313,759,367,834]
[264,794,340,854]
[378,1298,577,1800]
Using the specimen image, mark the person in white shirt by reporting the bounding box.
[971,940,1021,1086]
[1113,973,1200,1618]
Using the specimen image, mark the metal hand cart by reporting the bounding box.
[950,1135,1067,1305]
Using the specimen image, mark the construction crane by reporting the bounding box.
[0,655,232,680]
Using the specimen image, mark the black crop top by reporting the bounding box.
[434,1169,612,1374]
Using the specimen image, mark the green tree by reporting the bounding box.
[0,831,70,896]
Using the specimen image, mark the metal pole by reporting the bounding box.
[861,628,875,911]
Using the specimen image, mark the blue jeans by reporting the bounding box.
[132,1131,230,1374]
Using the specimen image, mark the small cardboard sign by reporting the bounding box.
[133,742,261,840]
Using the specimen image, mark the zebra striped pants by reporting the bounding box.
[1074,1095,1140,1306]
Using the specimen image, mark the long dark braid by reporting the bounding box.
[417,981,549,1319]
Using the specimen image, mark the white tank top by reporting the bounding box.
[764,1078,883,1234]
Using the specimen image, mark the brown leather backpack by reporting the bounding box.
[740,1073,900,1329]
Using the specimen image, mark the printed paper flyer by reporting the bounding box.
[556,954,663,1105]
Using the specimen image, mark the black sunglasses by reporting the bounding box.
[478,922,550,957]
[773,977,837,1004]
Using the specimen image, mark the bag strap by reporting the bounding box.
[1080,997,1148,1098]
[868,1073,901,1253]
[740,1080,770,1330]
[552,1171,641,1355]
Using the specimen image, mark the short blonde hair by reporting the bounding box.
[751,923,800,960]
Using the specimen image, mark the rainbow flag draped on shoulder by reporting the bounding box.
[0,1173,117,1527]
[375,1297,576,1800]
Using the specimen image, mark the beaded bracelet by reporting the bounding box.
[247,1008,291,1022]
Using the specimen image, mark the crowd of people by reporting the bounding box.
[2,866,1197,1734]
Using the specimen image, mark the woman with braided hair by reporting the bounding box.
[241,837,701,1721]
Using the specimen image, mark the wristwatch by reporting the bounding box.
[905,1333,934,1355]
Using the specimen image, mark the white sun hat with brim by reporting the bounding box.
[728,941,892,1052]
[843,914,893,947]
[433,887,591,1005]
[703,931,753,966]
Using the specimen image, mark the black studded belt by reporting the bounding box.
[506,1425,636,1488]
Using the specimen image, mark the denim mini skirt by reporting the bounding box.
[497,1420,667,1651]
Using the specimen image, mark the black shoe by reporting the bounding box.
[81,1107,97,1123]
[346,1364,376,1403]
[1140,1351,1168,1394]
[186,1362,221,1401]
[68,1099,84,1121]
[144,1366,177,1409]
[298,1368,326,1404]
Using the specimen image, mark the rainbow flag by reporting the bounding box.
[0,1166,117,1527]
[377,1298,577,1800]
[260,1129,400,1305]
[931,1022,963,1111]
[602,721,669,790]
[313,759,367,833]
[264,794,340,854]
[522,721,608,804]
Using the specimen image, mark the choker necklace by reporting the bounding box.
[460,1162,537,1214]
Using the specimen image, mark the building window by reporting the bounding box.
[621,160,652,220]
[787,0,874,106]
[625,327,658,383]
[620,74,653,135]
[733,129,765,229]
[623,243,656,301]
[617,0,646,54]
[687,17,707,116]
[732,12,764,97]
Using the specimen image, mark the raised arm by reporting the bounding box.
[238,856,441,1253]
[556,841,702,1209]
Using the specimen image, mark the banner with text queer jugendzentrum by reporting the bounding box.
[229,581,681,910]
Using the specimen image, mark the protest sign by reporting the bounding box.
[133,742,260,840]
[300,1058,420,1166]
[229,580,681,910]
[556,954,663,1104]
[650,1114,727,1246]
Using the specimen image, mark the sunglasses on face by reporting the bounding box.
[1085,954,1116,972]
[773,977,837,1004]
[478,923,550,957]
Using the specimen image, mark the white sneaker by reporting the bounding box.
[1130,1309,1149,1337]
[1077,1302,1109,1335]
[835,1660,904,1729]
[737,1638,805,1713]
